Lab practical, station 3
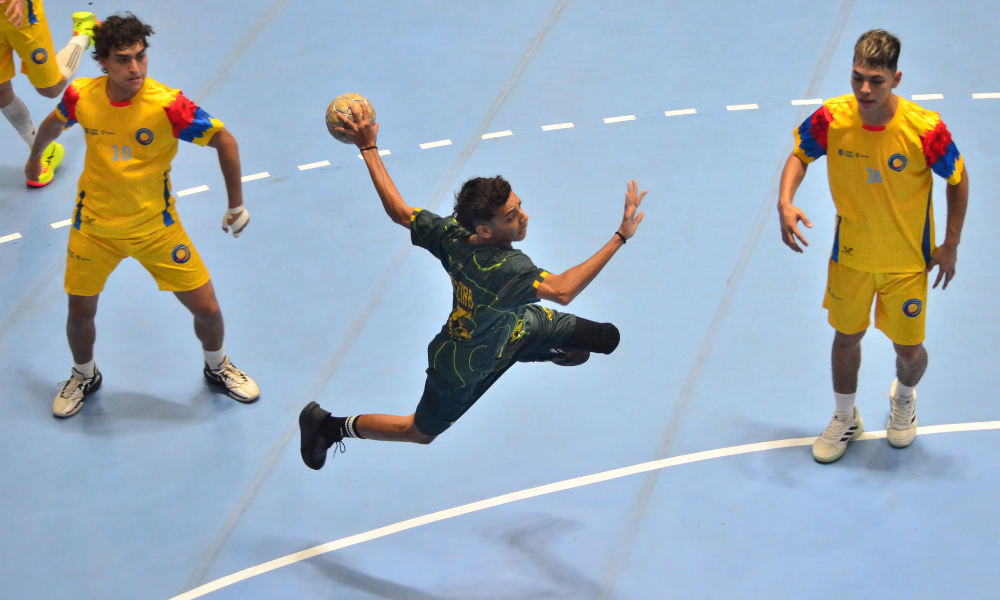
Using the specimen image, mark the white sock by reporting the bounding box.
[56,35,90,81]
[73,359,96,378]
[834,392,856,417]
[894,379,915,398]
[204,345,227,371]
[1,94,36,147]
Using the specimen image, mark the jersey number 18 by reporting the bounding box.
[865,167,882,184]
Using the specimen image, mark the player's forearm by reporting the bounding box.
[361,147,412,227]
[210,129,244,209]
[777,154,808,207]
[30,113,64,158]
[542,235,624,305]
[943,167,969,245]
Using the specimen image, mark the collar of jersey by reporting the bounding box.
[859,94,903,132]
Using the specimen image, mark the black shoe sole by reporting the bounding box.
[299,401,331,471]
[552,351,590,367]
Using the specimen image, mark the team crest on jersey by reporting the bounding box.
[136,128,154,145]
[31,48,47,64]
[171,244,191,264]
[902,298,922,318]
[888,154,907,172]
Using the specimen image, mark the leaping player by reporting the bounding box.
[778,30,969,463]
[26,13,260,417]
[299,102,646,469]
[1,0,97,186]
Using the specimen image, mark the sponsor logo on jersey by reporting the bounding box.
[903,298,922,318]
[888,153,907,172]
[171,244,191,264]
[31,48,47,64]
[136,128,154,145]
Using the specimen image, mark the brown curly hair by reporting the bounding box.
[92,12,154,72]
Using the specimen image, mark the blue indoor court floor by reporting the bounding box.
[2,1,1000,599]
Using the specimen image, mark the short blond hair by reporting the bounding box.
[854,29,901,72]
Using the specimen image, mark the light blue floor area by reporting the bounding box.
[1,1,999,599]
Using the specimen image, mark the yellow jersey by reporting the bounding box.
[793,94,964,273]
[0,0,44,30]
[55,76,224,239]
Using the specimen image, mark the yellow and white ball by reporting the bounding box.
[325,93,376,144]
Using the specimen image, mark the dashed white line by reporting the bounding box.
[664,108,697,117]
[358,149,392,160]
[541,122,574,131]
[298,160,330,171]
[176,185,209,197]
[170,419,1000,600]
[972,93,1000,99]
[50,219,72,229]
[727,104,759,111]
[0,232,22,244]
[481,130,513,139]
[419,139,452,149]
[241,172,270,183]
[792,99,824,106]
[603,115,636,124]
[912,94,944,100]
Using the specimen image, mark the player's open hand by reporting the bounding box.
[2,0,25,28]
[926,241,957,289]
[335,102,379,150]
[617,180,647,241]
[24,154,42,184]
[779,203,812,253]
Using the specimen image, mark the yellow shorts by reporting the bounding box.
[823,260,927,346]
[65,224,212,296]
[0,16,61,88]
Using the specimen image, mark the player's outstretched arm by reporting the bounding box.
[926,166,969,290]
[777,153,813,253]
[334,103,414,228]
[25,111,65,183]
[537,180,646,306]
[207,128,250,238]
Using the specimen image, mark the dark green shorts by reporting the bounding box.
[413,305,577,436]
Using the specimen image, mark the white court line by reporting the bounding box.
[792,99,823,105]
[727,104,759,111]
[170,420,1000,600]
[176,185,209,197]
[358,149,392,159]
[603,115,635,124]
[50,219,72,229]
[912,94,944,100]
[0,232,22,244]
[664,108,697,117]
[241,172,270,183]
[419,139,452,149]
[541,122,574,131]
[482,130,513,139]
[972,93,1000,99]
[298,160,330,171]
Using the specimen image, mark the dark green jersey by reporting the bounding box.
[410,209,549,355]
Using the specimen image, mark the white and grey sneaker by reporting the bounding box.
[204,356,259,403]
[53,366,102,418]
[886,381,917,448]
[813,406,864,463]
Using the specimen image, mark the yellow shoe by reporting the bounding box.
[72,12,99,47]
[27,142,64,188]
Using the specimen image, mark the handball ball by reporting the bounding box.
[326,93,376,144]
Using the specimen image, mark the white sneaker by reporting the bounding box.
[887,381,917,448]
[53,366,102,418]
[813,406,864,463]
[203,356,260,403]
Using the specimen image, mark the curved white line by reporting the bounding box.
[171,421,1000,600]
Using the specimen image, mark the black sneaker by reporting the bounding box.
[299,401,343,470]
[527,349,591,367]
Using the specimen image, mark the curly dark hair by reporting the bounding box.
[453,176,512,231]
[92,13,154,71]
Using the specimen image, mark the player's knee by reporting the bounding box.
[36,85,62,99]
[833,329,865,350]
[894,343,923,364]
[67,300,98,322]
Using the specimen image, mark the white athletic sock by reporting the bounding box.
[204,345,227,371]
[73,359,96,378]
[834,392,856,417]
[56,35,90,81]
[1,94,37,147]
[894,379,915,398]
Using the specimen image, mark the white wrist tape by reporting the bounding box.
[222,205,250,238]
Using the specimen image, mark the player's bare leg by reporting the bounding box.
[53,294,103,418]
[813,330,866,463]
[298,405,436,470]
[832,330,865,395]
[356,414,435,444]
[174,281,259,403]
[886,342,926,448]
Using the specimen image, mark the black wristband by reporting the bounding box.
[615,231,627,244]
[360,145,378,152]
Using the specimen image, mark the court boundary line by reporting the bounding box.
[169,421,1000,600]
